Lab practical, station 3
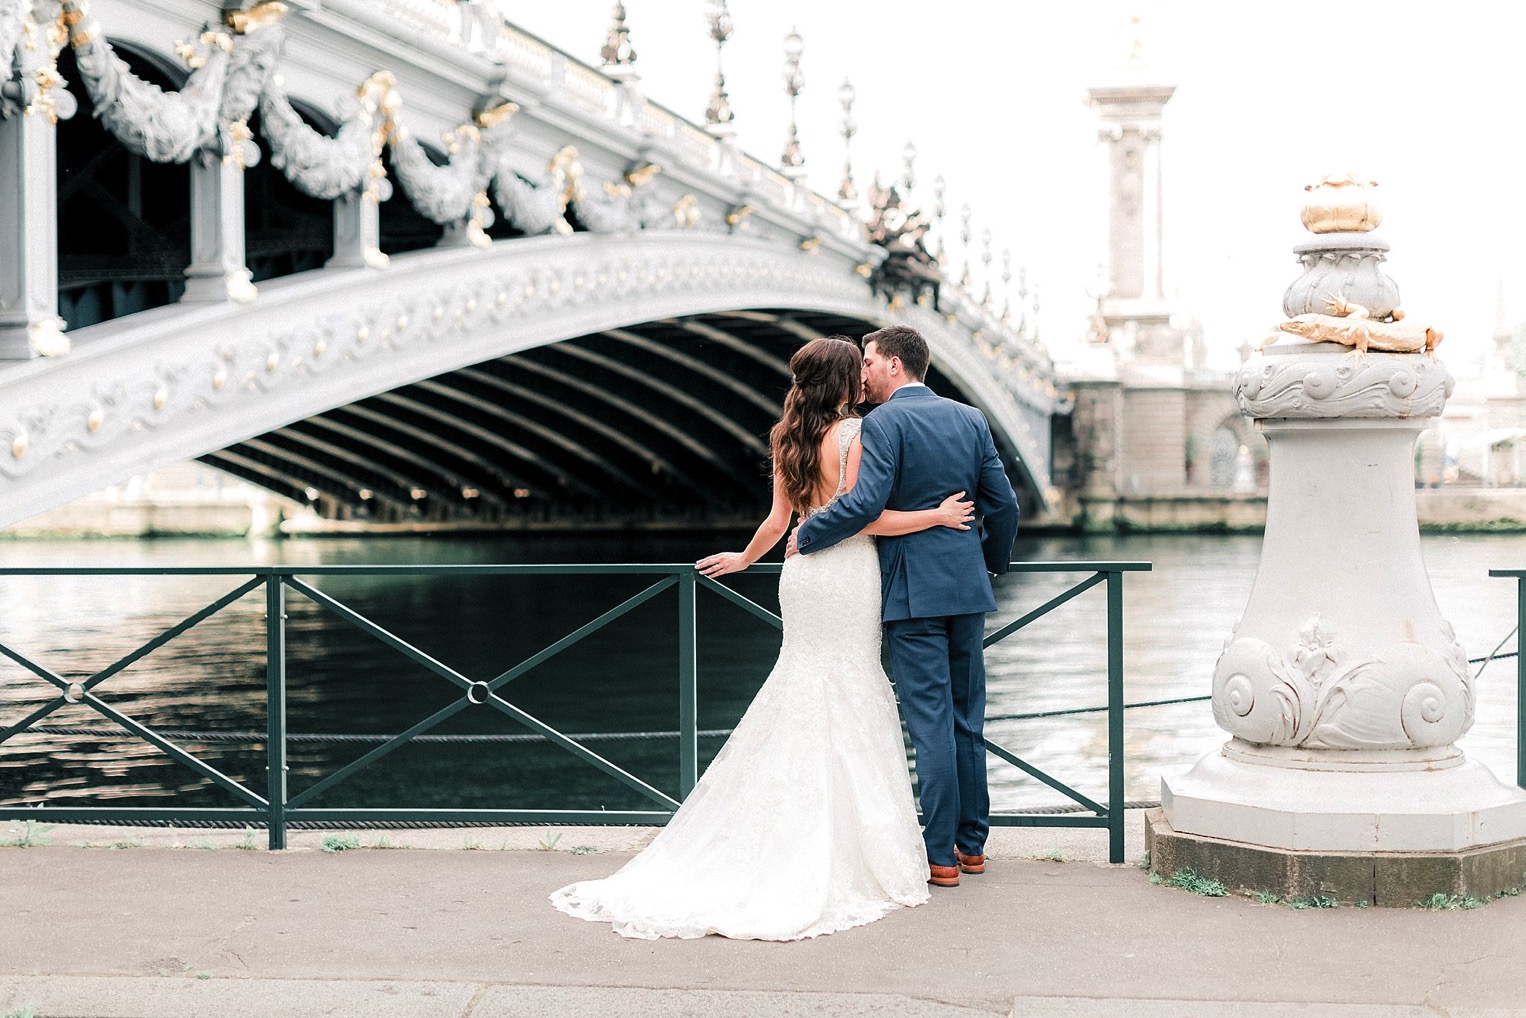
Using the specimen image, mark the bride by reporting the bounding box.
[549,335,973,941]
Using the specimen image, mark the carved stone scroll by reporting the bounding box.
[1235,346,1453,419]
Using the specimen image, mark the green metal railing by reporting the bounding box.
[1489,569,1526,789]
[0,561,1149,862]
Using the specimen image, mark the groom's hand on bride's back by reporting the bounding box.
[785,524,800,558]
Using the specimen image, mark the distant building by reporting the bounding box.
[1056,48,1262,532]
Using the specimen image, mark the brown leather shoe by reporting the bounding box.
[928,862,960,887]
[956,849,986,874]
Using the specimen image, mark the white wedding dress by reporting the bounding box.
[550,418,930,940]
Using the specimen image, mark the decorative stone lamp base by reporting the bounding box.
[1150,741,1526,904]
[1146,809,1526,906]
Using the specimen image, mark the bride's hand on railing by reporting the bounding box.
[697,551,748,577]
[935,491,974,530]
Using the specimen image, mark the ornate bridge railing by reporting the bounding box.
[0,561,1149,861]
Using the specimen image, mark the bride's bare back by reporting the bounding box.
[804,419,858,511]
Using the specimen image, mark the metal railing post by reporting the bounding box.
[1106,569,1125,864]
[265,573,288,849]
[678,569,698,799]
[1518,576,1525,790]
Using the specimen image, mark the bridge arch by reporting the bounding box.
[0,233,1054,529]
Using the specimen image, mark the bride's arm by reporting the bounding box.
[866,493,973,535]
[697,469,793,577]
[837,437,974,536]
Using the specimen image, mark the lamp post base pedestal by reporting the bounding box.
[1145,807,1526,906]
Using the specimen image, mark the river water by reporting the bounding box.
[0,532,1520,814]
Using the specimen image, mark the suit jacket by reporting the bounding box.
[795,385,1020,621]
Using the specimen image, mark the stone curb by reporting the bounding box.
[5,978,1524,1018]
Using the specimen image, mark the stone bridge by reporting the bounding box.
[0,0,1060,529]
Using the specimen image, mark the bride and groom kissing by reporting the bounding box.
[551,325,1020,941]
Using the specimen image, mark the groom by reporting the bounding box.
[792,325,1019,888]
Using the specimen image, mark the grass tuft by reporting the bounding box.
[5,1005,38,1018]
[1166,867,1228,897]
[537,832,563,852]
[1285,894,1339,909]
[1253,890,1282,905]
[569,845,602,855]
[1034,848,1067,863]
[0,820,54,848]
[320,834,361,853]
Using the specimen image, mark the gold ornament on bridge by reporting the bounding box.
[1300,174,1382,234]
[672,195,700,229]
[1264,294,1442,356]
[223,119,254,169]
[226,2,289,34]
[225,1,288,33]
[624,161,662,188]
[474,100,519,130]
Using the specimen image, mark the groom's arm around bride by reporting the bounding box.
[793,335,1019,610]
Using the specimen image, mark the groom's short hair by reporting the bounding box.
[863,326,929,381]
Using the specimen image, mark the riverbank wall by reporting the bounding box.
[7,487,1526,538]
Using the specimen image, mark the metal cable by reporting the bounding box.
[16,726,738,744]
[35,637,1514,747]
[14,692,1231,742]
[1471,628,1519,678]
[14,801,1165,830]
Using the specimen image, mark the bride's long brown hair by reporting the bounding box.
[770,336,862,512]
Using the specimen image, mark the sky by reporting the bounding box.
[502,1,1526,375]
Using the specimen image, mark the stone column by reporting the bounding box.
[0,16,76,359]
[327,188,388,270]
[1084,84,1173,303]
[181,148,257,303]
[1149,184,1526,904]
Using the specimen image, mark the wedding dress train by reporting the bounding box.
[550,419,929,940]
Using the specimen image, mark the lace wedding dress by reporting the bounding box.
[550,418,930,940]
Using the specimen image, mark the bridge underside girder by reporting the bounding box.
[207,311,1042,526]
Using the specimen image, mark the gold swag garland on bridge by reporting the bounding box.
[7,0,697,242]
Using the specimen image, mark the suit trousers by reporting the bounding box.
[885,612,989,867]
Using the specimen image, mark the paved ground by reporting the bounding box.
[2,812,1525,1017]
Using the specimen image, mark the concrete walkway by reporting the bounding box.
[2,812,1525,1018]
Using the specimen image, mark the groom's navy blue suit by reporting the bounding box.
[795,384,1019,867]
